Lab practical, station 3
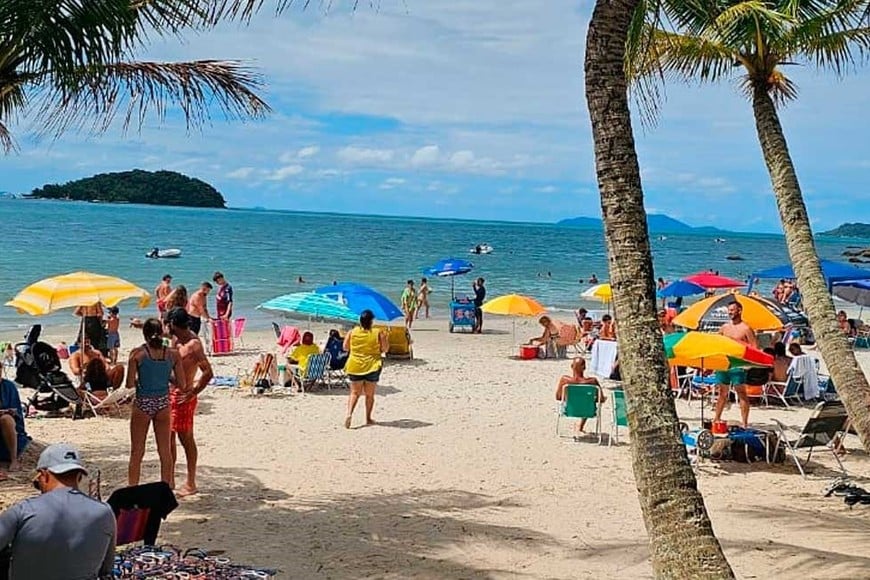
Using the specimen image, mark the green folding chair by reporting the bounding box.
[556,384,602,443]
[609,388,629,446]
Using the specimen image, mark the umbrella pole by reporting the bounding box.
[451,277,455,301]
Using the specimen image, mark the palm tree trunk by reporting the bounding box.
[751,85,870,452]
[585,1,734,577]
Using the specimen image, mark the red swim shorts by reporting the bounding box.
[170,391,197,433]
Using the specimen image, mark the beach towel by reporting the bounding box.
[208,376,239,388]
[789,355,819,400]
[107,482,178,546]
[210,319,234,356]
[590,339,618,378]
[276,326,302,356]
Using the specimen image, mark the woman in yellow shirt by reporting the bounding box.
[343,309,389,429]
[288,331,320,376]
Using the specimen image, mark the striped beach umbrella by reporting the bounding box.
[5,271,150,315]
[672,293,797,332]
[257,292,359,323]
[663,331,773,372]
[581,283,612,303]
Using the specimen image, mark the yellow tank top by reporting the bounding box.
[345,327,383,375]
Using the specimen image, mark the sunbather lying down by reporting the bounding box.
[555,358,606,433]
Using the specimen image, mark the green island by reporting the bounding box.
[28,169,226,208]
[821,222,870,238]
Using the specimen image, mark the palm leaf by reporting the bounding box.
[31,60,270,139]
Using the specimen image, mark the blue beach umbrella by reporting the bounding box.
[424,257,474,299]
[257,292,359,322]
[314,282,403,321]
[657,279,707,298]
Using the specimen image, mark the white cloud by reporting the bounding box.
[337,146,394,165]
[535,185,557,194]
[379,177,406,189]
[297,145,320,158]
[411,145,441,167]
[268,165,304,180]
[226,167,255,179]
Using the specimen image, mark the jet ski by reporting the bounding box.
[146,247,182,259]
[469,244,493,255]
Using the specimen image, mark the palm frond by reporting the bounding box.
[630,28,737,83]
[704,1,794,54]
[795,26,870,73]
[31,60,271,140]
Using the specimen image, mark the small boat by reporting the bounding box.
[469,243,494,255]
[726,255,745,261]
[146,247,182,259]
[657,235,668,241]
[714,238,726,244]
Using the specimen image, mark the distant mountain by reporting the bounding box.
[820,223,870,238]
[557,213,727,234]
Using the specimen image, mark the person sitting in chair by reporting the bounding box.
[69,339,124,389]
[325,329,349,370]
[80,359,113,402]
[555,358,605,432]
[288,332,320,377]
[0,379,30,480]
[527,316,560,347]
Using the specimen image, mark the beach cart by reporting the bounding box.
[448,299,476,333]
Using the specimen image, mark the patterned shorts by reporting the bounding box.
[170,391,198,433]
[134,395,170,419]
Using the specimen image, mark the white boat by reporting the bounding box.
[714,238,726,244]
[469,243,494,255]
[146,247,182,259]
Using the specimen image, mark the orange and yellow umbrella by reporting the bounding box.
[481,294,546,317]
[672,293,789,332]
[5,271,150,316]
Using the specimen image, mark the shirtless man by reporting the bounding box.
[165,308,213,497]
[68,339,124,388]
[186,282,213,336]
[74,303,106,354]
[714,301,757,427]
[154,275,173,320]
[416,277,431,320]
[555,358,605,432]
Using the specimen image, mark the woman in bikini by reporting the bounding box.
[126,318,189,486]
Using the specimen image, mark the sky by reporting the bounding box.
[2,0,869,233]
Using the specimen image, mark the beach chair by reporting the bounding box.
[555,384,602,444]
[82,386,133,418]
[324,335,349,388]
[271,322,281,339]
[772,400,849,478]
[209,319,234,356]
[292,352,332,392]
[232,318,247,347]
[609,388,629,446]
[276,325,302,356]
[242,353,278,395]
[383,326,413,360]
[764,372,803,407]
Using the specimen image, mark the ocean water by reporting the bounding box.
[0,198,863,332]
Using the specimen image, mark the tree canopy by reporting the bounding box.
[29,169,226,208]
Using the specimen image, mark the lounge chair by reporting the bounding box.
[232,318,247,347]
[555,384,602,444]
[237,353,277,396]
[208,319,234,356]
[382,326,413,360]
[82,386,133,418]
[324,335,349,388]
[292,352,332,392]
[773,400,849,478]
[609,388,628,446]
[764,372,803,407]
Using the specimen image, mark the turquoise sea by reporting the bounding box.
[0,198,864,333]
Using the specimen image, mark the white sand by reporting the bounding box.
[1,316,869,579]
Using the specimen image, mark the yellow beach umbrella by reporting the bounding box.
[482,294,547,317]
[5,271,151,316]
[581,283,612,303]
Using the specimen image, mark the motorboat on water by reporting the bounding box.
[146,247,182,259]
[469,243,494,255]
[714,238,727,244]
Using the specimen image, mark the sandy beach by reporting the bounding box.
[1,316,869,579]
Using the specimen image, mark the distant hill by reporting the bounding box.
[557,213,727,234]
[821,223,870,238]
[28,170,226,208]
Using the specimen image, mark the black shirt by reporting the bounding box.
[473,285,486,307]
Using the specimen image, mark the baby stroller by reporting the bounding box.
[14,325,84,418]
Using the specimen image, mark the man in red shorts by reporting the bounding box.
[165,308,213,497]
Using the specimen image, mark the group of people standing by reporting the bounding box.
[400,278,431,328]
[153,271,234,335]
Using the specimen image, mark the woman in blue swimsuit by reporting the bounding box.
[126,318,189,486]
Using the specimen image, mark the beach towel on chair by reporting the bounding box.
[210,319,234,356]
[276,326,301,356]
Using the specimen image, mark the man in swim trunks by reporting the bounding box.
[68,338,124,388]
[213,272,233,320]
[154,275,173,320]
[166,308,213,497]
[713,301,757,427]
[186,282,212,335]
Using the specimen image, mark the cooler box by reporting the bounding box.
[448,300,476,333]
[519,345,539,360]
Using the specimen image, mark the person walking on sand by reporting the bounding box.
[401,279,418,328]
[165,308,213,497]
[343,310,389,429]
[186,282,212,336]
[154,275,173,320]
[213,272,234,320]
[713,301,757,427]
[472,277,486,334]
[126,319,189,486]
[417,277,431,320]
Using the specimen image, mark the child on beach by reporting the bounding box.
[105,306,121,364]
